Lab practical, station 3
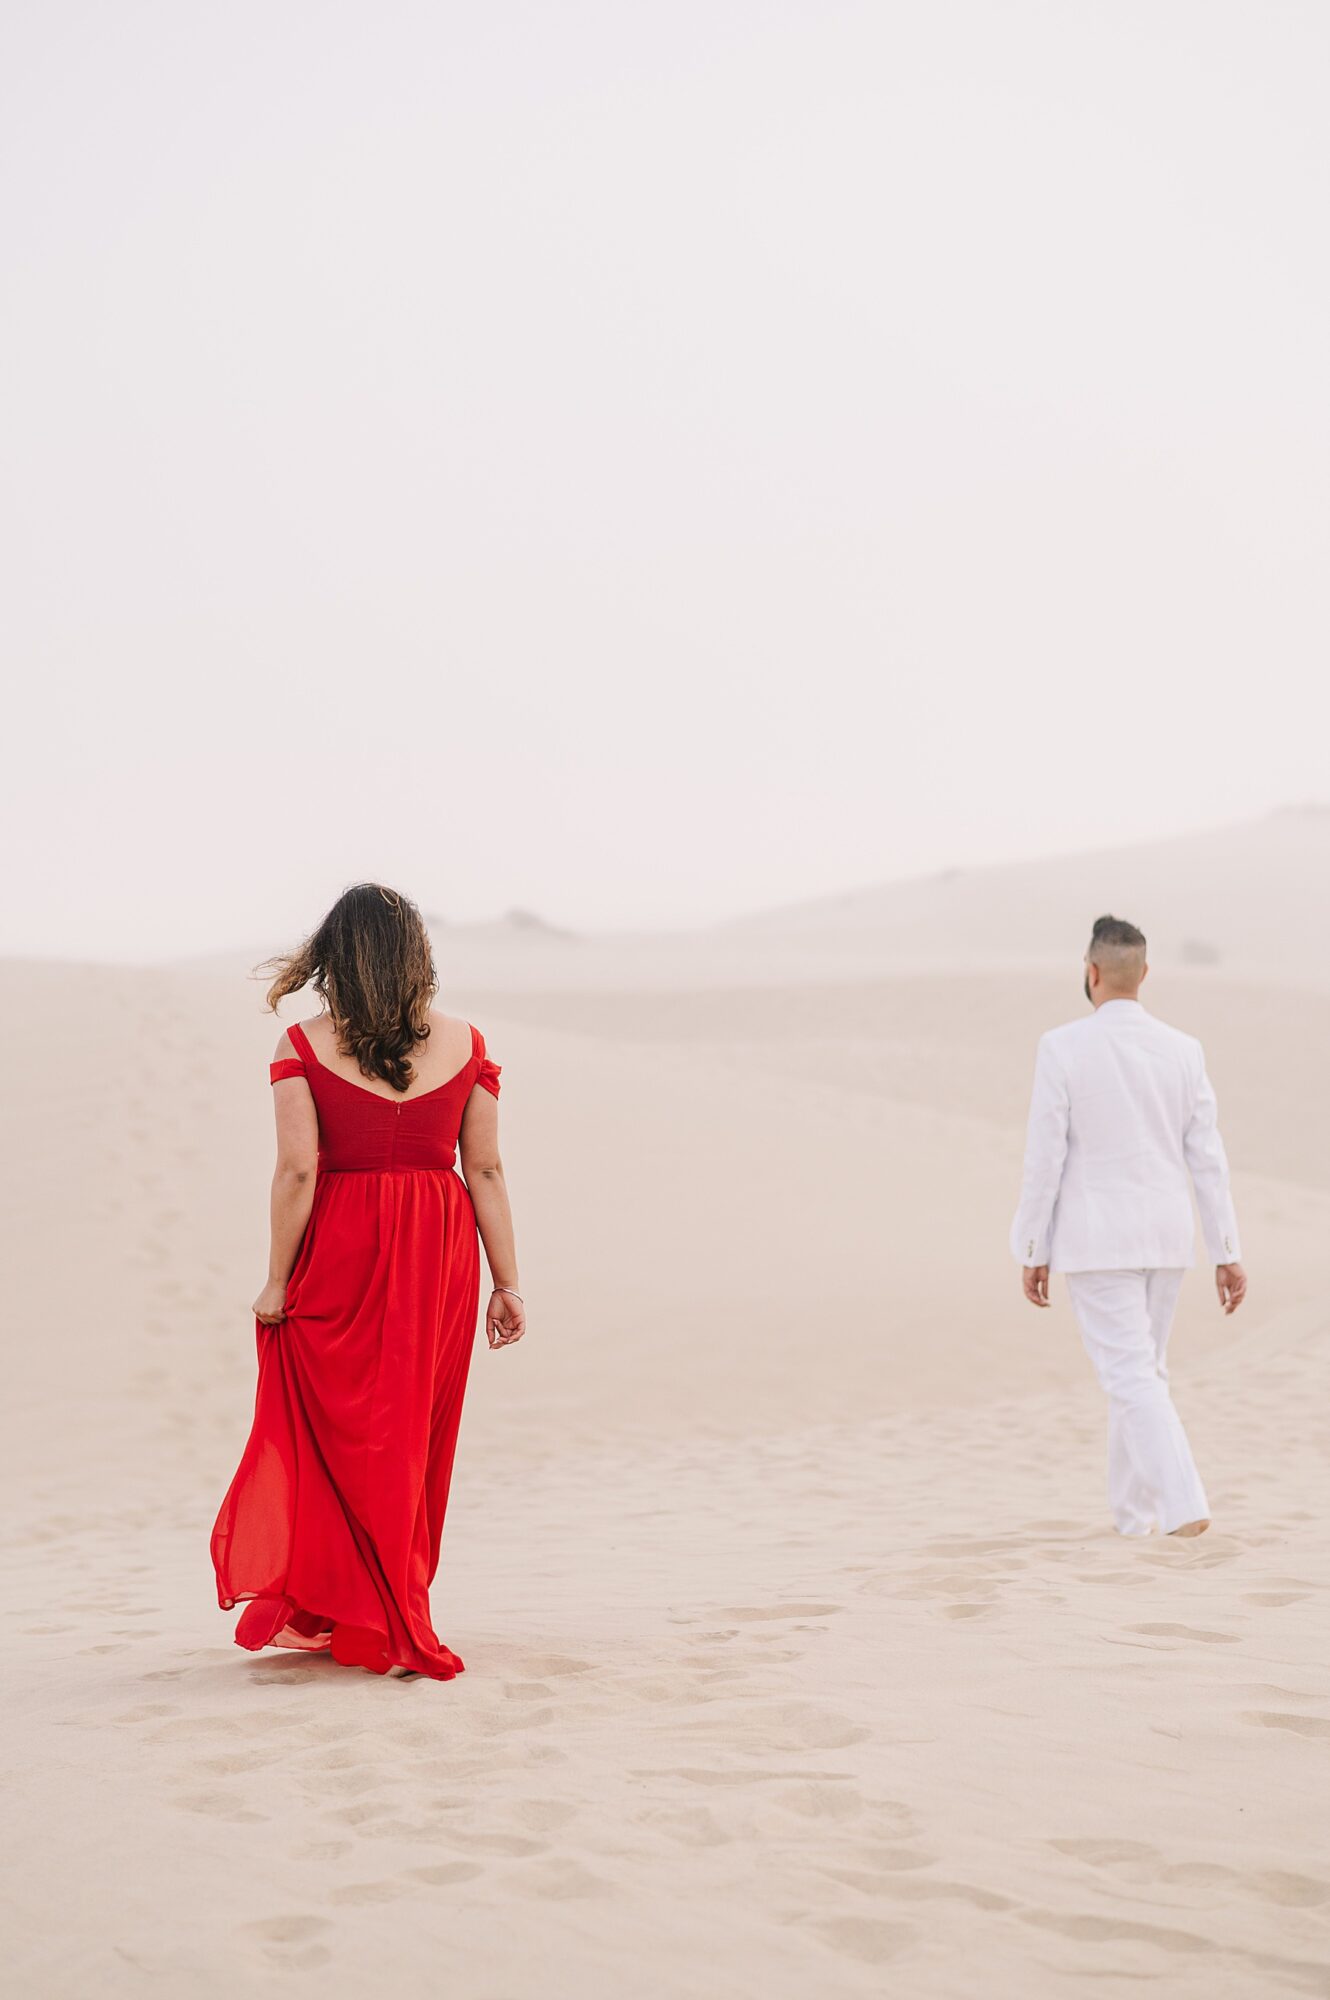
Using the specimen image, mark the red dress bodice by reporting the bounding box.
[271,1020,501,1173]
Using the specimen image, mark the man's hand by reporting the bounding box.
[1022,1264,1051,1308]
[1215,1263,1247,1315]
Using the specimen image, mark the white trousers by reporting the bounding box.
[1064,1268,1209,1536]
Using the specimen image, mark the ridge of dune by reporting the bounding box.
[725,805,1330,978]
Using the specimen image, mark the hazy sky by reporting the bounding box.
[4,1,1327,959]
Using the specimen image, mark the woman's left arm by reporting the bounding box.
[253,1037,320,1324]
[459,1086,525,1349]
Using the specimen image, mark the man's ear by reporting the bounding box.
[1140,961,1149,985]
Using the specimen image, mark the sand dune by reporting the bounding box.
[3,823,1328,1997]
[732,806,1330,979]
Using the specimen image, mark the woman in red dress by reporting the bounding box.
[211,884,524,1681]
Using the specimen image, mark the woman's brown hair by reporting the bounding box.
[259,884,438,1092]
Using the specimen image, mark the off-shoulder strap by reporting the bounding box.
[287,1021,317,1066]
[470,1023,501,1098]
[270,1021,313,1085]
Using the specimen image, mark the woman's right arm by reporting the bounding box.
[253,1033,320,1324]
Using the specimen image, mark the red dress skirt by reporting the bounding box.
[210,1020,500,1680]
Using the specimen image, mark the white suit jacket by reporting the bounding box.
[1010,999,1241,1274]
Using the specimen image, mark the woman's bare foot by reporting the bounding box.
[1169,1518,1210,1538]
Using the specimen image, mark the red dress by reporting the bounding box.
[210,1019,501,1680]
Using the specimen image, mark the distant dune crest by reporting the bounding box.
[724,808,1330,981]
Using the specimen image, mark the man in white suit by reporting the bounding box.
[1011,915,1247,1538]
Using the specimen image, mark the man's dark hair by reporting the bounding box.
[1089,914,1146,954]
[1087,913,1148,989]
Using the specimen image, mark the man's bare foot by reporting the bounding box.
[1169,1519,1210,1538]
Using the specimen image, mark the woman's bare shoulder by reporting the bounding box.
[428,1008,471,1034]
[427,1010,474,1063]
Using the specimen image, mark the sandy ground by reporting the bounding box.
[3,888,1328,1997]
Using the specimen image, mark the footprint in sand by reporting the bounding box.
[715,1604,842,1622]
[515,1654,595,1677]
[1055,1838,1330,1911]
[839,1845,934,1874]
[465,1833,548,1857]
[508,1799,579,1833]
[1021,1909,1212,1954]
[175,1789,269,1824]
[800,1916,916,1965]
[329,1879,414,1907]
[409,1862,485,1886]
[1164,1861,1330,1908]
[1126,1623,1241,1644]
[325,1800,398,1829]
[638,1804,732,1846]
[687,1701,870,1752]
[635,1766,858,1789]
[775,1781,868,1823]
[299,1765,387,1800]
[1241,1711,1330,1739]
[854,1872,1013,1912]
[197,1752,271,1776]
[504,1857,610,1899]
[1249,1871,1330,1907]
[1051,1838,1157,1866]
[879,1566,1001,1600]
[240,1913,331,1969]
[922,1538,1021,1558]
[474,1704,558,1735]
